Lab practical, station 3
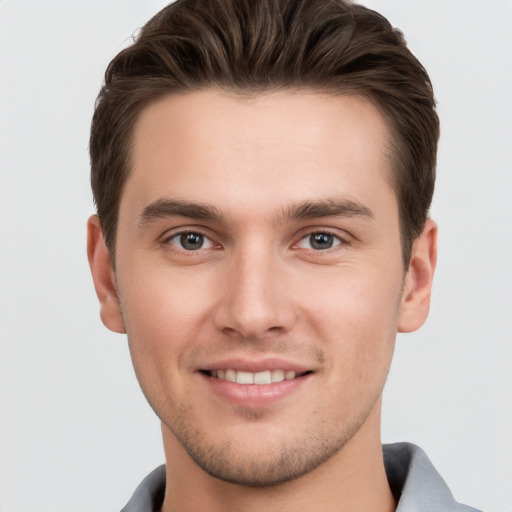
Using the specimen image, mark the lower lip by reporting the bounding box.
[200,372,311,408]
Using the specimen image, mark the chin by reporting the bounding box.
[165,415,359,487]
[189,443,337,487]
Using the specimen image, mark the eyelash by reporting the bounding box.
[162,229,347,253]
[164,231,218,252]
[295,231,345,251]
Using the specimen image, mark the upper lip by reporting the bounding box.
[199,357,314,374]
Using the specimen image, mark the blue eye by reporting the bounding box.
[297,232,342,250]
[167,232,215,251]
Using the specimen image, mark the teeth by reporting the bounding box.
[254,370,271,385]
[271,369,284,382]
[225,369,236,383]
[210,369,297,385]
[236,371,254,384]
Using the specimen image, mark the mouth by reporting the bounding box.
[201,369,312,385]
[198,359,315,407]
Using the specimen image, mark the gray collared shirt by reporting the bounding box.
[121,442,482,511]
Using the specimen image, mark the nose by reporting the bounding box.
[213,248,296,341]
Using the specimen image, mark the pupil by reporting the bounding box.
[311,233,333,250]
[181,232,203,250]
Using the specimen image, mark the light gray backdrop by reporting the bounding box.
[1,1,511,511]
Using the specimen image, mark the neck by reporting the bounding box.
[160,401,395,512]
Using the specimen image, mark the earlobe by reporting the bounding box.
[87,215,126,334]
[398,219,437,333]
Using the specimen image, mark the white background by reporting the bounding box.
[0,1,510,511]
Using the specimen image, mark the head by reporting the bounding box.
[88,0,439,491]
[90,0,439,268]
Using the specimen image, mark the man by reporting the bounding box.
[87,0,482,510]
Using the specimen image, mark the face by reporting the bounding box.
[90,90,432,486]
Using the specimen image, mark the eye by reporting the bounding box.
[166,231,215,251]
[296,232,343,250]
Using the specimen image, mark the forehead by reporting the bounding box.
[123,89,396,221]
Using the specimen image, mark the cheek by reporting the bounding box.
[117,265,218,401]
[119,280,206,422]
[298,263,402,372]
[301,260,402,327]
[120,262,215,341]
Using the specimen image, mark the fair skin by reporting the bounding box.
[88,90,437,512]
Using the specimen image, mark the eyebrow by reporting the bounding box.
[138,196,374,227]
[278,198,374,223]
[138,198,225,226]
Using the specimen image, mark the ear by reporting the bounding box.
[398,218,437,333]
[87,215,126,334]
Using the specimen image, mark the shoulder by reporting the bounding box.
[120,465,166,512]
[384,442,483,512]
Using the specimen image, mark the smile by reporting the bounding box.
[200,368,312,408]
[206,369,301,385]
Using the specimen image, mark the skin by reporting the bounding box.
[88,89,437,512]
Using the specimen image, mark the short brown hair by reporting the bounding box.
[90,0,439,266]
